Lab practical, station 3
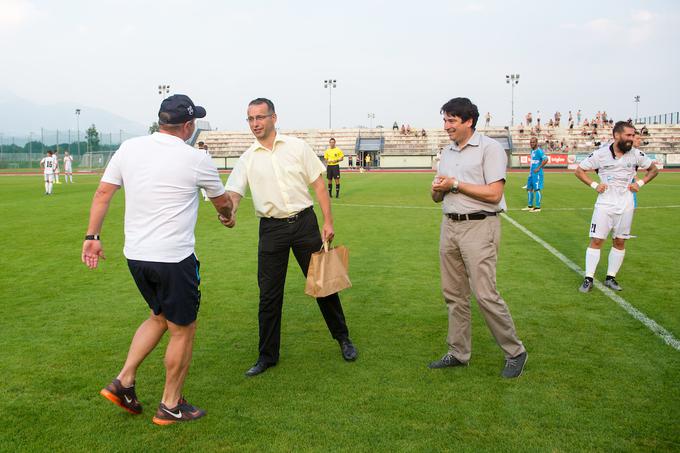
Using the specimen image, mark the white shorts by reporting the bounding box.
[65,165,72,173]
[44,173,54,183]
[589,206,634,239]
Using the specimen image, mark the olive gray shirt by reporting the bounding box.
[438,131,507,214]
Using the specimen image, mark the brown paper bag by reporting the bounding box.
[305,242,352,298]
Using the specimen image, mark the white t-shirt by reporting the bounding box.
[64,155,73,170]
[579,145,652,213]
[101,132,226,262]
[41,156,57,174]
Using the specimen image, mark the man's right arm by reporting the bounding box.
[210,192,233,224]
[219,191,241,228]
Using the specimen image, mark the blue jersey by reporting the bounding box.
[530,148,547,174]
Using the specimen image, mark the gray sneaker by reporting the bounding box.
[604,277,622,291]
[579,278,594,293]
[501,351,528,378]
[428,353,468,369]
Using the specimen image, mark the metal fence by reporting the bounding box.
[636,112,680,125]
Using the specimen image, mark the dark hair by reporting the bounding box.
[440,97,479,129]
[197,141,204,146]
[613,120,634,136]
[329,137,336,141]
[249,98,275,114]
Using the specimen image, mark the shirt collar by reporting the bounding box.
[153,131,187,145]
[451,131,481,151]
[252,133,287,152]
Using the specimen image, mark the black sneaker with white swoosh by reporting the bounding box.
[152,397,206,426]
[100,379,142,415]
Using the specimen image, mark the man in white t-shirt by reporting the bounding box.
[39,150,57,194]
[82,94,233,426]
[63,151,74,183]
[575,121,658,293]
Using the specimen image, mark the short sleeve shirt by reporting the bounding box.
[41,156,57,174]
[101,132,225,262]
[530,148,547,174]
[579,145,652,211]
[324,147,344,166]
[225,134,325,218]
[438,132,507,214]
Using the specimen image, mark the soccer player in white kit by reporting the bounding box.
[53,151,61,184]
[63,151,74,183]
[575,121,659,292]
[40,151,57,194]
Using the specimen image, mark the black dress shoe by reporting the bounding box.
[245,361,274,377]
[339,339,358,361]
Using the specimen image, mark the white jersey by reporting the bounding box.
[579,145,652,213]
[64,155,73,170]
[40,156,57,174]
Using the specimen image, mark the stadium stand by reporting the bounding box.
[196,124,680,169]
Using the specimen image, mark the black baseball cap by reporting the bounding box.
[158,94,206,125]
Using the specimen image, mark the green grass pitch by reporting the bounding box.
[1,171,679,451]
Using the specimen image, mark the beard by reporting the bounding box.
[617,140,633,152]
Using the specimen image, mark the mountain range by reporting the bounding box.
[0,91,147,139]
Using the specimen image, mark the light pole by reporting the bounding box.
[158,84,170,98]
[505,74,520,126]
[368,113,375,129]
[75,109,81,156]
[634,95,640,123]
[323,79,336,129]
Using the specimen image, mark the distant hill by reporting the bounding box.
[0,91,147,138]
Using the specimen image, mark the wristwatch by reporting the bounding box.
[450,179,460,193]
[85,234,100,240]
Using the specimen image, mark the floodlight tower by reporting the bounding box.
[324,79,337,129]
[75,109,81,155]
[158,84,170,98]
[368,113,375,129]
[505,74,520,126]
[634,95,641,123]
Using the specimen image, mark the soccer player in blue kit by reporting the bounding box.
[522,136,548,212]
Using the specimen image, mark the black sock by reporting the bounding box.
[335,184,340,197]
[328,183,332,195]
[605,275,614,280]
[585,276,594,282]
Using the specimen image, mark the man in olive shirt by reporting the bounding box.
[430,97,527,379]
[222,98,357,377]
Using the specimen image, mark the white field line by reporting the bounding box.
[332,202,680,212]
[501,213,680,352]
[331,201,680,351]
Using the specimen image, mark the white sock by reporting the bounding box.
[606,248,626,277]
[44,182,49,193]
[585,247,600,278]
[47,182,53,194]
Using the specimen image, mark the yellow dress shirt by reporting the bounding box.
[225,134,325,218]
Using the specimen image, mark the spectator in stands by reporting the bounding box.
[641,125,649,136]
[577,109,582,125]
[400,124,406,135]
[536,110,541,127]
[548,119,554,128]
[569,120,574,133]
[406,124,412,135]
[223,97,357,377]
[554,111,561,127]
[568,111,573,124]
[421,129,427,137]
[518,123,525,134]
[485,112,491,128]
[393,121,399,132]
[526,112,533,126]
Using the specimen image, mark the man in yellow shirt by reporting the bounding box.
[323,138,344,198]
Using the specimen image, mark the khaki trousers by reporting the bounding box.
[439,215,524,362]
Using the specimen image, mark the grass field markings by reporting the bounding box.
[331,202,680,212]
[501,212,680,352]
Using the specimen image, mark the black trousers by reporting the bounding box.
[257,207,349,364]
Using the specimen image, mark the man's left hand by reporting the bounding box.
[432,176,456,193]
[322,222,335,243]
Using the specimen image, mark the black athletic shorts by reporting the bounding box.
[127,254,201,326]
[327,165,340,179]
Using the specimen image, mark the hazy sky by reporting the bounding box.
[1,0,678,132]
